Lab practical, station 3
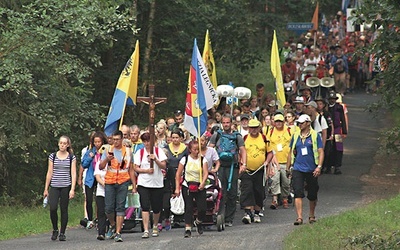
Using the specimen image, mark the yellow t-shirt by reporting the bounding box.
[266,126,292,164]
[245,134,268,171]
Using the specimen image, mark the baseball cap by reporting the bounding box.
[296,114,311,123]
[305,101,317,109]
[294,96,305,103]
[248,119,261,128]
[240,114,250,120]
[274,114,285,122]
[328,91,338,99]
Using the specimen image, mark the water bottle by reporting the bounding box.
[43,197,48,208]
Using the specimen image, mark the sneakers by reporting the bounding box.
[254,214,261,223]
[225,221,233,227]
[259,209,264,217]
[152,226,159,237]
[157,223,163,232]
[80,218,88,228]
[97,235,105,240]
[242,213,251,224]
[51,230,58,241]
[194,219,203,235]
[282,199,289,209]
[184,230,191,238]
[334,168,342,175]
[86,220,94,229]
[58,233,66,241]
[105,226,116,239]
[142,231,149,239]
[165,219,171,231]
[114,233,123,242]
[270,201,278,209]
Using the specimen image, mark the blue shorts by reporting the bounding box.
[105,181,129,216]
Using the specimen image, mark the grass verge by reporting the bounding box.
[0,195,85,241]
[284,195,400,249]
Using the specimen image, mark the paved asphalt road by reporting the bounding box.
[1,92,383,250]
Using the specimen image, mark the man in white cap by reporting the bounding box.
[240,119,272,224]
[293,96,306,118]
[287,114,324,226]
[327,91,347,174]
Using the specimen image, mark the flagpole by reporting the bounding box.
[197,104,202,183]
[118,97,129,130]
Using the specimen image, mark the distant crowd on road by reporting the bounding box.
[43,9,380,243]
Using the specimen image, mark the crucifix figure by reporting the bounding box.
[137,84,167,168]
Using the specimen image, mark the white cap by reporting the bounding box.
[296,114,311,123]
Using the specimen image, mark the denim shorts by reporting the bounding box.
[105,181,129,216]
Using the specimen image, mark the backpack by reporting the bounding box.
[139,147,160,162]
[243,134,268,143]
[215,130,241,163]
[51,152,73,178]
[269,127,291,137]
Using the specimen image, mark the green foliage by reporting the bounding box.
[357,0,400,154]
[0,193,85,240]
[0,0,135,205]
[284,195,400,249]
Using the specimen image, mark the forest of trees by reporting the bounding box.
[2,0,398,206]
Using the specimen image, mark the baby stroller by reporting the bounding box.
[192,173,224,231]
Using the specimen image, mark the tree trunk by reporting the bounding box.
[141,0,156,95]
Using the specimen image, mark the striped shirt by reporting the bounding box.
[49,153,76,188]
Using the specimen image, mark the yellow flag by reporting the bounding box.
[270,30,286,109]
[202,30,218,89]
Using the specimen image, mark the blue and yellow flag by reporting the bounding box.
[271,31,286,108]
[104,41,139,136]
[202,30,218,89]
[184,39,218,138]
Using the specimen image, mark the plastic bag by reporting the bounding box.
[170,194,185,215]
[127,193,141,208]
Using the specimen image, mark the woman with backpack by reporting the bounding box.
[43,135,77,241]
[174,140,209,238]
[80,131,108,230]
[133,132,168,239]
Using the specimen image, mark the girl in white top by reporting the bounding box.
[94,159,107,240]
[200,135,220,173]
[133,132,167,239]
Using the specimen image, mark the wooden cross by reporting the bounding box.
[136,84,167,168]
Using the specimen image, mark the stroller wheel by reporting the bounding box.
[216,215,223,232]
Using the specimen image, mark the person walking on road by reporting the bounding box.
[287,114,324,225]
[327,91,347,174]
[174,140,209,238]
[209,114,247,227]
[266,114,292,209]
[99,130,135,242]
[43,135,77,241]
[240,119,272,224]
[134,132,168,239]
